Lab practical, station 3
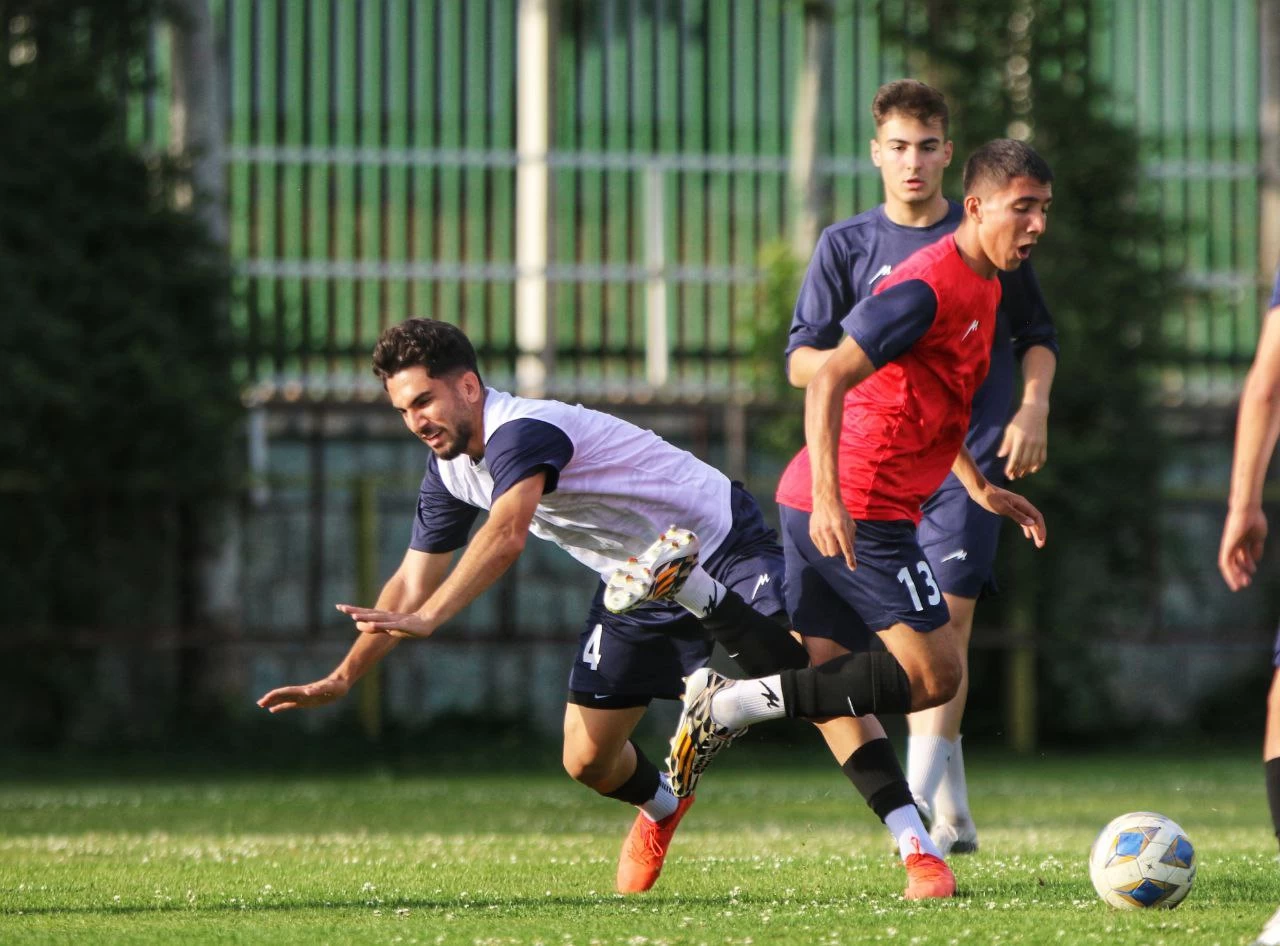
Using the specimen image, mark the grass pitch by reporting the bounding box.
[1,744,1277,944]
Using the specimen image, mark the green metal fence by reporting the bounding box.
[132,0,1266,400]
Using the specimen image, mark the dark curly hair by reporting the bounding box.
[371,318,483,385]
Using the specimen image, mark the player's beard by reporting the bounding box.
[424,415,474,461]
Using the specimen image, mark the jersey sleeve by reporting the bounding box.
[410,455,481,553]
[1001,262,1060,361]
[839,278,938,368]
[1270,263,1280,309]
[484,417,575,501]
[785,229,855,363]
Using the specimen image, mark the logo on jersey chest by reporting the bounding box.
[961,319,980,340]
[868,264,893,286]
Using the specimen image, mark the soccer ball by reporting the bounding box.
[1088,811,1196,909]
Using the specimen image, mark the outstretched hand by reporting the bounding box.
[257,676,350,713]
[335,603,436,639]
[976,486,1047,548]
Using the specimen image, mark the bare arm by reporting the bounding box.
[951,445,1047,548]
[999,344,1058,480]
[337,472,546,637]
[1220,308,1280,590]
[805,336,878,568]
[256,547,452,713]
[787,345,836,388]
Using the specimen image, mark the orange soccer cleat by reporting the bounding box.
[616,795,696,893]
[903,852,957,900]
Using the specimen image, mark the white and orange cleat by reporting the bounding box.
[616,795,696,893]
[604,527,700,614]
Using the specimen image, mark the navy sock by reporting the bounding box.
[699,589,810,676]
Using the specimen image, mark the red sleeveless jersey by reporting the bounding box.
[776,235,1001,523]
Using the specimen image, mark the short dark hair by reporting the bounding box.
[872,79,950,137]
[371,318,482,384]
[962,139,1053,195]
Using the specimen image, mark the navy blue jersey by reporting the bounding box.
[787,201,1059,484]
[1271,264,1280,309]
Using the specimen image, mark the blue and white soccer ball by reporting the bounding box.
[1088,811,1196,909]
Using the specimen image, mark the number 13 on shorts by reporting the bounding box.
[896,560,941,611]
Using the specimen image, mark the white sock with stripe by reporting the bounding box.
[709,674,786,729]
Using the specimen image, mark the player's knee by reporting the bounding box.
[561,743,612,788]
[910,654,962,709]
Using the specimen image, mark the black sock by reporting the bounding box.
[602,741,661,805]
[699,588,810,676]
[1266,757,1280,849]
[779,650,913,718]
[841,738,916,822]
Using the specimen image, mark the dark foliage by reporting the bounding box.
[0,0,239,631]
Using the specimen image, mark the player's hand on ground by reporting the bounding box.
[810,496,858,569]
[978,486,1047,548]
[336,604,436,638]
[1219,506,1268,591]
[257,676,350,713]
[998,402,1049,480]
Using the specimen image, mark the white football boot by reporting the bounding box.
[604,526,700,614]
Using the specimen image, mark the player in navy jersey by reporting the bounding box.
[786,80,1059,856]
[1219,264,1280,946]
[659,138,1052,900]
[257,318,811,896]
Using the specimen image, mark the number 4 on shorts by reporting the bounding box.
[583,623,603,670]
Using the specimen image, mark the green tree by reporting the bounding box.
[0,0,239,632]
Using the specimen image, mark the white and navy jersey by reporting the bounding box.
[409,388,733,580]
[787,201,1058,484]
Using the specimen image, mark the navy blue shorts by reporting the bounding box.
[917,485,1002,599]
[780,504,950,651]
[567,482,788,706]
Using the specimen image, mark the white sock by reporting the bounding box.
[638,773,679,822]
[673,566,724,618]
[710,674,786,729]
[885,803,942,862]
[907,734,954,812]
[934,734,972,825]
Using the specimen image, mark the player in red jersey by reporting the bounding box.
[664,138,1051,900]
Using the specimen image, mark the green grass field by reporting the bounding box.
[2,745,1278,945]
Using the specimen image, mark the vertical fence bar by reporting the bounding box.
[645,165,669,387]
[517,0,552,395]
[1261,0,1280,301]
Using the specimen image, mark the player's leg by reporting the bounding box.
[566,592,707,893]
[1263,635,1280,852]
[907,487,1001,854]
[906,592,975,840]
